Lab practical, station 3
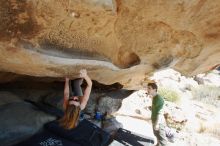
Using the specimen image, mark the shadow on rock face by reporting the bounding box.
[84,89,135,116]
[117,50,141,69]
[0,102,55,146]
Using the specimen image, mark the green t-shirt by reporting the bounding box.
[151,94,164,123]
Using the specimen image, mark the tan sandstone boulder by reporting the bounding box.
[0,0,220,89]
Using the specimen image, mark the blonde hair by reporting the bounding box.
[59,103,80,129]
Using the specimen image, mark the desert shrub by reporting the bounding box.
[206,123,220,137]
[198,122,220,137]
[191,85,220,107]
[158,87,180,103]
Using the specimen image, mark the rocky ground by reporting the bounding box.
[110,69,220,146]
[112,90,220,146]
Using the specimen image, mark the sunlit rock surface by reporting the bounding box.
[0,0,220,89]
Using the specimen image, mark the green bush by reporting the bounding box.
[192,85,220,107]
[158,87,180,103]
